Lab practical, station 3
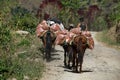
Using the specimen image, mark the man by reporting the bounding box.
[47,17,65,30]
[68,24,74,31]
[77,17,87,31]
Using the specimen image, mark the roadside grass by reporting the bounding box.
[12,33,45,80]
[0,0,44,79]
[0,33,45,80]
[96,30,120,50]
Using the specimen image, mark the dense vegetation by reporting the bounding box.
[0,0,44,80]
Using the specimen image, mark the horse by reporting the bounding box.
[40,27,56,61]
[55,33,73,68]
[72,34,88,73]
[62,42,73,68]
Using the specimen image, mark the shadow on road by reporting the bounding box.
[64,68,93,74]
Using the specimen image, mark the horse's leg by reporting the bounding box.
[52,44,55,51]
[49,46,52,59]
[72,51,76,72]
[68,59,70,68]
[68,51,71,68]
[45,46,51,61]
[72,50,76,67]
[80,58,83,73]
[78,52,84,73]
[76,57,78,72]
[62,45,68,67]
[51,36,56,52]
[79,50,85,72]
[68,47,73,69]
[64,49,67,67]
[45,49,47,61]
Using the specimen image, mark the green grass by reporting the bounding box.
[0,33,45,80]
[96,30,120,49]
[0,57,44,80]
[17,38,30,47]
[0,0,44,79]
[9,58,44,80]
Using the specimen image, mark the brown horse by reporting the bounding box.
[40,28,56,61]
[72,34,88,73]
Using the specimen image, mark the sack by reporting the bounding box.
[36,24,45,37]
[87,37,94,49]
[50,24,61,31]
[82,31,91,37]
[70,27,81,34]
[55,34,66,45]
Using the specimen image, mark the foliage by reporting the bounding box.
[60,0,88,10]
[0,32,44,80]
[109,2,120,23]
[96,30,120,49]
[17,38,30,47]
[0,0,44,80]
[0,54,44,80]
[92,16,107,31]
[11,6,39,34]
[0,23,11,49]
[58,0,89,27]
[0,0,16,51]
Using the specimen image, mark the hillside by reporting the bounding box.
[18,0,42,13]
[0,0,44,80]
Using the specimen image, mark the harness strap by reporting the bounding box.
[69,35,77,45]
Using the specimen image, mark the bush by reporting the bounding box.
[11,6,39,34]
[17,38,30,47]
[0,55,44,80]
[0,0,44,80]
[96,30,120,49]
[0,23,12,51]
[91,16,107,31]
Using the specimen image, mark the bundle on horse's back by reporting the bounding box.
[70,27,81,34]
[82,31,94,49]
[36,20,49,37]
[50,24,61,31]
[55,34,66,45]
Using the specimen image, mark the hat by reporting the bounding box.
[79,17,84,22]
[69,24,74,27]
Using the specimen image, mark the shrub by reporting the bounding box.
[11,6,39,34]
[17,38,30,47]
[0,23,12,51]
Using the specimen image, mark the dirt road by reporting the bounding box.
[40,32,120,80]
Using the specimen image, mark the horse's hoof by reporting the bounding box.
[72,67,76,72]
[67,65,72,69]
[79,70,82,73]
[64,62,67,66]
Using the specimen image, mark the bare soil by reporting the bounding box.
[40,32,120,80]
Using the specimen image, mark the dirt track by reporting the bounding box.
[40,32,120,80]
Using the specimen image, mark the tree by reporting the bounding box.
[59,0,88,28]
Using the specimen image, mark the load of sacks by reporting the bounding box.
[36,20,94,50]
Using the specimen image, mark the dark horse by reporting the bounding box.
[62,42,73,68]
[72,34,88,73]
[41,28,56,61]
